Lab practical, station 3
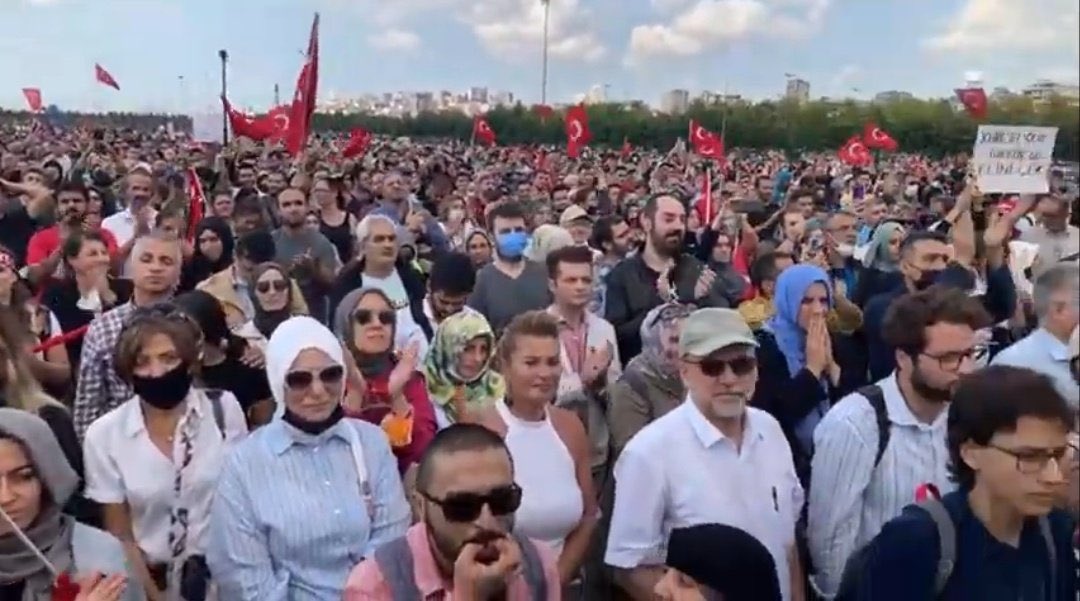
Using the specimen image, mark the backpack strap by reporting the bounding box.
[512,532,549,601]
[1037,516,1057,596]
[373,537,424,600]
[915,498,956,596]
[858,385,890,467]
[204,389,226,440]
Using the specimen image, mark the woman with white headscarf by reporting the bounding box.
[0,409,144,601]
[206,317,410,601]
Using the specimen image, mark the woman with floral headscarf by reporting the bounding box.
[421,310,505,427]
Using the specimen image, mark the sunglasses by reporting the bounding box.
[422,484,523,523]
[284,365,345,390]
[354,309,396,326]
[689,355,758,378]
[256,279,289,294]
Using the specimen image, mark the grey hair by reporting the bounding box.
[354,213,399,246]
[132,228,183,262]
[1033,263,1080,319]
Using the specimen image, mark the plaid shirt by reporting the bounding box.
[73,302,137,439]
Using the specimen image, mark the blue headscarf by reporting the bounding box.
[765,264,833,377]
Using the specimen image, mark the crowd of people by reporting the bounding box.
[0,119,1078,601]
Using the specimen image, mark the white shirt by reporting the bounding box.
[83,388,247,563]
[362,270,430,361]
[806,373,952,598]
[605,399,803,601]
[102,207,157,277]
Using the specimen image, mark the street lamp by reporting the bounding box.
[219,49,229,144]
[541,0,551,105]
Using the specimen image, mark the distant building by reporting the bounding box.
[1022,80,1080,106]
[873,90,914,103]
[785,78,810,103]
[416,92,436,113]
[469,87,489,103]
[585,84,607,104]
[490,91,514,106]
[990,86,1016,101]
[660,89,690,114]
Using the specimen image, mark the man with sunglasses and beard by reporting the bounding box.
[606,308,805,601]
[344,424,560,600]
[26,181,119,286]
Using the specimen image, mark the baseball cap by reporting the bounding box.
[678,308,758,357]
[559,205,592,227]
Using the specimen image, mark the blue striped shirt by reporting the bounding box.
[207,418,410,601]
[806,373,954,599]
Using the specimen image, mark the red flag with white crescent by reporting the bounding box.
[342,128,373,158]
[688,119,726,164]
[863,122,898,152]
[473,116,496,145]
[221,97,277,141]
[564,104,592,158]
[285,13,320,156]
[267,105,292,142]
[955,87,988,120]
[94,63,120,91]
[838,136,872,167]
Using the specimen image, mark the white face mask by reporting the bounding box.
[835,242,855,258]
[905,184,919,198]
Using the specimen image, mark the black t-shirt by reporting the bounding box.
[40,278,134,365]
[201,354,272,412]
[0,202,38,266]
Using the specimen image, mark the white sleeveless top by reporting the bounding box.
[495,399,583,555]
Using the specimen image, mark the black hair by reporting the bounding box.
[590,215,626,251]
[947,365,1074,490]
[233,191,263,217]
[749,252,781,289]
[882,286,992,356]
[415,423,513,493]
[61,230,109,267]
[642,192,684,221]
[173,290,233,348]
[428,252,476,296]
[485,202,526,232]
[55,181,88,200]
[235,230,276,264]
[899,230,948,256]
[545,245,594,279]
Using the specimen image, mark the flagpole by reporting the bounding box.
[219,49,229,145]
[541,0,551,105]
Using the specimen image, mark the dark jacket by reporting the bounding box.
[328,258,434,341]
[751,329,865,485]
[605,253,727,361]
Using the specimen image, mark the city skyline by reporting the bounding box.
[2,0,1077,113]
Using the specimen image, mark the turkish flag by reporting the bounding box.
[955,87,988,120]
[285,14,320,156]
[94,64,120,90]
[185,168,206,243]
[342,128,372,158]
[532,104,555,121]
[863,122,898,152]
[838,136,872,167]
[266,105,292,142]
[22,88,43,112]
[221,97,277,141]
[620,137,632,159]
[473,116,496,145]
[695,167,715,224]
[688,119,726,164]
[564,104,592,158]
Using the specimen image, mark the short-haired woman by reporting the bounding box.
[83,306,247,601]
[474,310,598,588]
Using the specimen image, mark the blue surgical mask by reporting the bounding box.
[496,231,530,260]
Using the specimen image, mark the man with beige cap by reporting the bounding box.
[605,308,805,601]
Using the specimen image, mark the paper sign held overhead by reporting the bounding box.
[971,125,1058,194]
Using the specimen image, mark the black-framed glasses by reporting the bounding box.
[255,279,289,294]
[284,365,345,390]
[987,444,1071,475]
[686,355,757,378]
[353,309,395,326]
[420,483,523,523]
[919,345,990,372]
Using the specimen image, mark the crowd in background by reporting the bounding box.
[0,119,1079,601]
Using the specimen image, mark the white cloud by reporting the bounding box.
[625,0,831,65]
[367,29,422,52]
[343,0,606,64]
[829,63,862,92]
[923,0,1080,58]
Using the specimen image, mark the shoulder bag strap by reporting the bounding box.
[916,498,956,597]
[513,533,549,601]
[204,389,226,440]
[1037,516,1057,596]
[858,385,889,468]
[343,421,375,520]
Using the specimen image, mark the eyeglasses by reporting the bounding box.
[687,355,757,378]
[919,345,990,372]
[421,484,523,523]
[256,280,289,294]
[284,365,345,390]
[987,444,1072,475]
[353,309,396,326]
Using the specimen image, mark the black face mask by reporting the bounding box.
[283,404,345,436]
[913,268,944,291]
[132,363,193,410]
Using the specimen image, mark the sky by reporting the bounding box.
[1,0,1077,113]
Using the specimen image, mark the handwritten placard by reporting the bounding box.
[972,125,1058,194]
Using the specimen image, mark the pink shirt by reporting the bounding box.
[343,523,562,600]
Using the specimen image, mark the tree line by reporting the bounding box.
[3,95,1078,160]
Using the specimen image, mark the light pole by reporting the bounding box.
[274,83,280,106]
[219,49,229,145]
[541,0,551,105]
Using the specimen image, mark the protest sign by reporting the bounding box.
[191,108,223,143]
[971,125,1057,194]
